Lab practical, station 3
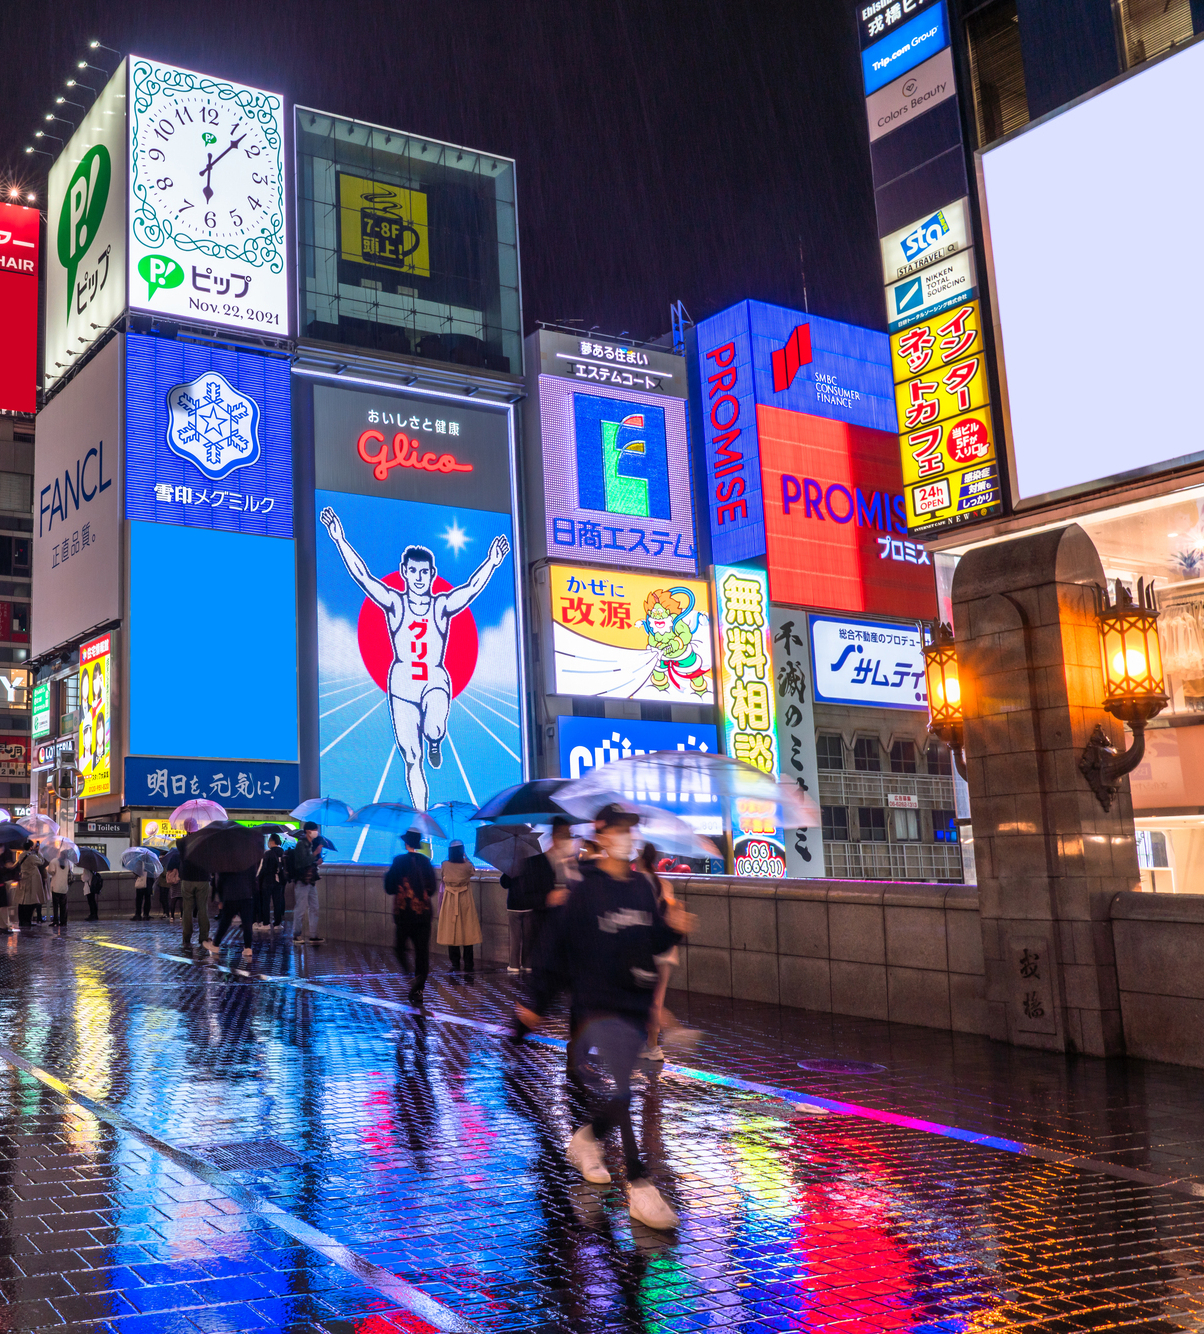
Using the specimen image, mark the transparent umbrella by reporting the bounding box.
[348,802,449,839]
[169,799,227,830]
[291,797,355,825]
[121,847,164,878]
[39,836,80,864]
[18,813,59,839]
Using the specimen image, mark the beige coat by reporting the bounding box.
[436,859,482,947]
[15,851,48,906]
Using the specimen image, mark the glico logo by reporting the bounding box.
[357,429,473,481]
[574,393,670,520]
[781,473,906,531]
[900,209,949,263]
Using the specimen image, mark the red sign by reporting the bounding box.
[771,324,813,392]
[757,403,937,619]
[0,203,39,414]
[0,735,30,778]
[81,632,110,665]
[356,429,474,481]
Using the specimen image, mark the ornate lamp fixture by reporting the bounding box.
[922,622,967,779]
[1079,578,1168,810]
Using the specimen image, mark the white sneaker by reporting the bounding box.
[506,966,521,974]
[293,939,305,947]
[566,1125,611,1184]
[642,1045,665,1063]
[628,1179,678,1230]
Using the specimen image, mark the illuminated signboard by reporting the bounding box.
[0,203,39,413]
[770,605,824,878]
[890,300,1002,533]
[125,333,292,534]
[713,565,778,774]
[125,756,299,809]
[32,682,51,740]
[861,1,949,95]
[79,632,111,798]
[855,0,943,48]
[45,61,128,392]
[128,57,289,335]
[758,404,936,620]
[548,564,714,704]
[884,248,976,332]
[311,382,522,863]
[338,172,429,277]
[810,614,928,711]
[879,197,970,285]
[0,736,30,780]
[557,716,721,823]
[694,299,896,567]
[527,333,697,574]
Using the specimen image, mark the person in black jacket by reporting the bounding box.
[385,830,437,1005]
[177,820,213,950]
[257,834,288,930]
[207,864,256,959]
[514,803,694,1231]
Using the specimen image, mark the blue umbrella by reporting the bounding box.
[291,797,355,825]
[350,804,448,840]
[429,800,480,842]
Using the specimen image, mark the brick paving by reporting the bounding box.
[0,919,1198,1331]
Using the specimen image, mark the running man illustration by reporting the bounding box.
[320,506,510,810]
[643,588,710,696]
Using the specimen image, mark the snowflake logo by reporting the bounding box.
[165,372,262,480]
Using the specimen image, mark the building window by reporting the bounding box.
[1115,0,1193,68]
[932,808,959,843]
[892,808,920,841]
[821,805,849,841]
[853,738,881,772]
[967,0,1030,147]
[890,740,917,774]
[858,807,887,842]
[816,734,844,770]
[925,740,952,776]
[0,474,31,514]
[0,536,30,578]
[1135,828,1169,868]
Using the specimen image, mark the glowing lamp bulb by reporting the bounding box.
[942,675,961,705]
[78,61,87,68]
[26,193,35,202]
[1112,648,1147,679]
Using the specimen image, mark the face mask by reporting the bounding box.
[597,825,633,862]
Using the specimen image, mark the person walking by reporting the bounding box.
[385,830,437,1004]
[0,847,18,933]
[15,842,48,932]
[131,871,153,922]
[207,864,256,960]
[49,854,72,926]
[80,866,102,920]
[177,820,212,950]
[290,823,324,946]
[513,804,694,1231]
[436,840,481,973]
[258,833,288,932]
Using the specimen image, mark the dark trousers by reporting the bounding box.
[447,944,474,970]
[86,892,98,920]
[16,904,34,929]
[395,911,431,994]
[134,885,153,918]
[52,892,67,925]
[158,883,173,918]
[267,879,285,926]
[213,899,253,949]
[253,883,267,925]
[570,1015,647,1180]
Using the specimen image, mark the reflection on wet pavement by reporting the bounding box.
[0,921,1200,1332]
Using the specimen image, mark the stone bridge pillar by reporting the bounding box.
[952,523,1137,1057]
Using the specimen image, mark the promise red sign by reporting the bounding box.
[0,203,39,414]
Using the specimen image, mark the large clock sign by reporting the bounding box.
[129,58,288,335]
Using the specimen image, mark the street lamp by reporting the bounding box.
[922,622,967,779]
[1079,578,1168,811]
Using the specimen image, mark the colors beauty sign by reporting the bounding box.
[311,383,522,864]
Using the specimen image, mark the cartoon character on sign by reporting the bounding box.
[320,506,509,810]
[643,588,710,697]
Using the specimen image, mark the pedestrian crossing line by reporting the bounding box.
[0,1039,487,1334]
[80,936,1204,1200]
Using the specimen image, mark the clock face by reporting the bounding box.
[134,90,280,248]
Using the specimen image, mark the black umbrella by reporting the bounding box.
[471,780,579,826]
[316,835,337,851]
[474,823,542,878]
[182,821,265,874]
[77,848,110,873]
[0,822,30,848]
[162,851,181,873]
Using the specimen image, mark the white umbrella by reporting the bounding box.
[560,751,820,828]
[169,799,227,830]
[39,836,79,864]
[122,847,164,878]
[18,813,59,839]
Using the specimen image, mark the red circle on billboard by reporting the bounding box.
[356,572,479,697]
[947,418,990,463]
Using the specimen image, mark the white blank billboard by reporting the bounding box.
[980,39,1204,505]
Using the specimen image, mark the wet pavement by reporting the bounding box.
[0,918,1201,1332]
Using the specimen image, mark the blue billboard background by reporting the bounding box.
[315,487,521,864]
[862,2,949,95]
[128,521,299,765]
[125,332,292,536]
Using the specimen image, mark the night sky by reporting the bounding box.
[0,0,885,343]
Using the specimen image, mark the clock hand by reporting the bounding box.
[197,133,246,203]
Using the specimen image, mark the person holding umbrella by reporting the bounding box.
[513,803,695,1232]
[257,834,288,932]
[436,840,481,973]
[177,819,213,951]
[49,852,73,926]
[207,863,256,960]
[290,822,325,946]
[385,829,437,1004]
[14,840,48,932]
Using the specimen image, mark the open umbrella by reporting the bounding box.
[430,800,480,841]
[18,813,59,839]
[471,780,578,826]
[291,797,355,825]
[77,848,110,873]
[121,847,164,878]
[474,823,541,877]
[0,809,11,824]
[181,821,265,874]
[40,836,80,865]
[349,802,420,834]
[169,799,227,830]
[316,835,338,852]
[560,752,820,829]
[0,822,32,848]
